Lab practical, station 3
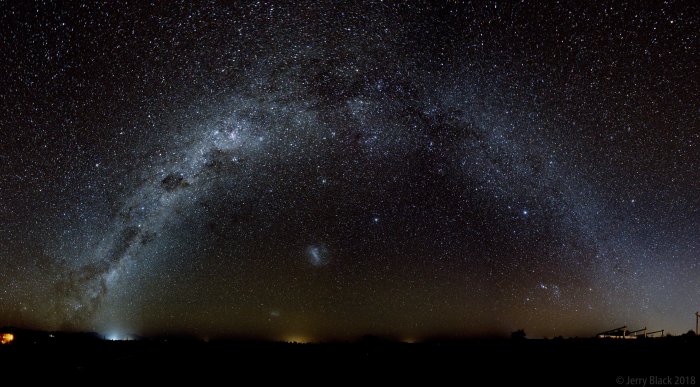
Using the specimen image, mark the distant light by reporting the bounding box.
[106,334,121,341]
[522,209,529,216]
[1,333,14,345]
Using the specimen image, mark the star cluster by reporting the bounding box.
[0,1,698,339]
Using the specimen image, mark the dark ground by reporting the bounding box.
[1,331,698,385]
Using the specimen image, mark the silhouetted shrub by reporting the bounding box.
[511,329,527,340]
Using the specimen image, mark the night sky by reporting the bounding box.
[0,1,698,341]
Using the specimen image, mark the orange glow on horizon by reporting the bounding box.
[284,336,311,344]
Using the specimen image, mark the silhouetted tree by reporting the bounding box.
[511,329,527,340]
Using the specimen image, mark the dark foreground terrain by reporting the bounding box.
[1,331,698,385]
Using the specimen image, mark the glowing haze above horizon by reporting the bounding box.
[0,1,698,340]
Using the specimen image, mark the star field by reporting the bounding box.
[0,1,698,340]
